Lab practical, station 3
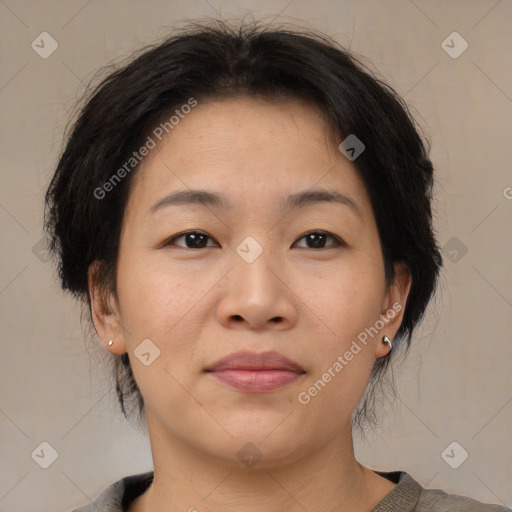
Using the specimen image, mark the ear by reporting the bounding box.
[375,261,412,358]
[88,260,128,355]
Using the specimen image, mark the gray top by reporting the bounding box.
[70,470,510,511]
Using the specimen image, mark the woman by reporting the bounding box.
[44,19,509,512]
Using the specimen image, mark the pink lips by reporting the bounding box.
[205,350,306,393]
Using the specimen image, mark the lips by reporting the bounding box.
[205,350,306,392]
[205,350,305,372]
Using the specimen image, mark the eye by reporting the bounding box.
[163,230,344,250]
[293,231,344,250]
[164,231,218,249]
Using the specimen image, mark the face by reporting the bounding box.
[90,97,411,468]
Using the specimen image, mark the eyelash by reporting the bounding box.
[163,230,345,250]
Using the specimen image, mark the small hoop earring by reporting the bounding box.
[382,335,393,351]
[107,339,113,346]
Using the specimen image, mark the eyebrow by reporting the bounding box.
[147,188,363,220]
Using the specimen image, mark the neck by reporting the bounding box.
[129,413,394,512]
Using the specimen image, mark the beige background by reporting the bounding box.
[1,1,511,511]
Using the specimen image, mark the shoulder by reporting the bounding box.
[69,471,154,512]
[373,470,510,512]
[416,484,510,512]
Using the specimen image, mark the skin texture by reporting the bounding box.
[89,97,412,511]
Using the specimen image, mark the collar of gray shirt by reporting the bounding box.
[70,469,510,512]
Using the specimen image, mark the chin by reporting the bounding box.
[194,425,314,470]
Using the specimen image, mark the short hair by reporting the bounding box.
[44,18,443,432]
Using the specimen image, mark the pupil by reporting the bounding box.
[188,233,206,248]
[308,233,325,248]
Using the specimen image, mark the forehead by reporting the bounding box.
[124,97,369,219]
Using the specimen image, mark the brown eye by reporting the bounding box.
[294,231,344,249]
[164,230,344,250]
[165,231,218,249]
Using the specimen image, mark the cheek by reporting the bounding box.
[115,252,211,339]
[297,259,384,344]
[295,275,380,425]
[293,257,384,406]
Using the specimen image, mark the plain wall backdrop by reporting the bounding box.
[0,1,511,511]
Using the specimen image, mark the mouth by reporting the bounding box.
[204,350,306,393]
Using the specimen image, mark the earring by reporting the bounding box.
[382,335,393,351]
[108,339,113,346]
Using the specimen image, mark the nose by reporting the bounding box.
[216,245,299,331]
